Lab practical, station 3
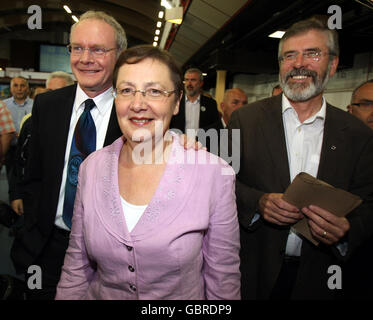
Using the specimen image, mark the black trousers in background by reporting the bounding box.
[25,226,70,300]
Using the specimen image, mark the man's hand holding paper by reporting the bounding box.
[283,172,362,246]
[258,193,303,226]
[302,205,350,245]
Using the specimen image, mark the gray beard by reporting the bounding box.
[185,87,199,97]
[279,65,331,102]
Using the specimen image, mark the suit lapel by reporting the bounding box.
[104,101,122,146]
[260,96,291,190]
[53,85,76,168]
[317,104,348,183]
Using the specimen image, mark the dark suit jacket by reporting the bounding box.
[228,94,373,299]
[170,93,220,133]
[10,84,122,273]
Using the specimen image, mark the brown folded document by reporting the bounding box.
[283,172,362,245]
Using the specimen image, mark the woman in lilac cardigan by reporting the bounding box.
[56,45,240,300]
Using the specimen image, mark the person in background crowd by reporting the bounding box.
[343,78,373,299]
[3,77,33,183]
[170,68,220,135]
[46,71,75,91]
[0,100,16,166]
[9,71,75,216]
[205,88,248,155]
[347,79,373,130]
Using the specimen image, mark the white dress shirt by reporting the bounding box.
[185,95,201,134]
[55,85,114,230]
[282,94,326,256]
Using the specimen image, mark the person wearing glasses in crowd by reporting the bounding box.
[55,45,240,300]
[344,79,373,299]
[347,79,373,130]
[228,17,373,299]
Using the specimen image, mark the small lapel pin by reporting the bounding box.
[201,106,206,112]
[331,145,336,150]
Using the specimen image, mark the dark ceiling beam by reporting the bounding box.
[0,0,157,42]
[0,10,153,44]
[104,0,161,20]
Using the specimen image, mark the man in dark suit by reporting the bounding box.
[170,68,220,134]
[228,18,373,299]
[10,11,126,300]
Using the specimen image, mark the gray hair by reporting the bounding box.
[46,71,74,88]
[70,11,127,56]
[184,68,204,81]
[278,17,339,61]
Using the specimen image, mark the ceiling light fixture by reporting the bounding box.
[161,0,172,10]
[155,29,160,35]
[63,5,72,14]
[72,15,79,22]
[268,31,285,38]
[158,11,164,19]
[153,42,158,47]
[157,21,162,28]
[165,6,183,25]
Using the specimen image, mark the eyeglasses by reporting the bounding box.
[113,87,177,101]
[67,45,117,57]
[279,50,334,63]
[351,102,373,109]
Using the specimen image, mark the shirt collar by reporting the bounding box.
[75,84,114,115]
[11,96,32,106]
[221,117,226,128]
[185,94,200,104]
[282,94,326,123]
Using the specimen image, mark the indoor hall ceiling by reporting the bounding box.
[166,0,249,68]
[0,0,162,46]
[1,0,373,88]
[170,0,373,88]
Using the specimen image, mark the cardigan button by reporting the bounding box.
[126,245,133,251]
[128,265,135,272]
[129,284,137,292]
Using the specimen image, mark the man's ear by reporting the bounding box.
[328,56,339,78]
[347,104,352,114]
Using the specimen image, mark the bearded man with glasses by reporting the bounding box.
[227,17,373,299]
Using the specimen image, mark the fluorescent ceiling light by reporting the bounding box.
[153,42,158,47]
[72,15,79,22]
[268,31,285,38]
[63,5,72,14]
[157,21,162,28]
[155,29,160,35]
[154,36,159,41]
[158,11,164,19]
[161,0,172,10]
[165,7,183,25]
